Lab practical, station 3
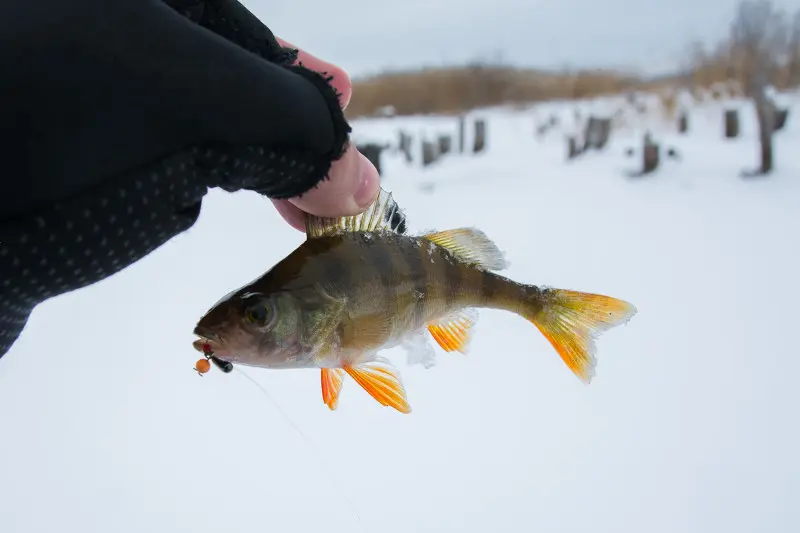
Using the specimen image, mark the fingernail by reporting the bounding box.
[354,153,378,208]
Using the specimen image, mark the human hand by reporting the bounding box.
[269,38,380,232]
[0,0,376,358]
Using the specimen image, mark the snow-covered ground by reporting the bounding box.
[1,93,798,533]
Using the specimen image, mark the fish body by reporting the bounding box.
[193,188,637,413]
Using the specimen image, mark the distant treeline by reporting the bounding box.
[346,0,800,119]
[346,65,642,118]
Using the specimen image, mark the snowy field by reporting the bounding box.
[1,92,799,533]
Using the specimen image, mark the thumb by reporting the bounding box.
[273,146,380,231]
[270,39,380,229]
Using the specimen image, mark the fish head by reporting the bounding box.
[192,288,305,367]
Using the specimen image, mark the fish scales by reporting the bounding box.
[299,232,478,353]
[249,231,538,358]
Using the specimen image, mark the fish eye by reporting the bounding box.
[243,295,275,327]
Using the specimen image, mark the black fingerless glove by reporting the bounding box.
[0,0,352,358]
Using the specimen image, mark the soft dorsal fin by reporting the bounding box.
[305,187,408,238]
[421,228,508,271]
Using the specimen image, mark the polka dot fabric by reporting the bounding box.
[0,141,343,358]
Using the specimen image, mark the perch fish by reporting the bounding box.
[192,188,637,413]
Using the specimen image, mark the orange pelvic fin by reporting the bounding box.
[321,368,346,410]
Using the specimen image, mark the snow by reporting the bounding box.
[1,93,799,533]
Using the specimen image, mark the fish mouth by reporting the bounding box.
[192,338,210,353]
[193,326,221,353]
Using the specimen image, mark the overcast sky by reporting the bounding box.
[244,0,800,79]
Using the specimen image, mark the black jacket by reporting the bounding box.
[0,0,352,358]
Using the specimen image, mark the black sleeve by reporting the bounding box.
[0,0,352,359]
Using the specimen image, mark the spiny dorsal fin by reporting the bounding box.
[305,187,408,238]
[421,228,508,271]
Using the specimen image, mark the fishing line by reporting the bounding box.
[232,366,369,533]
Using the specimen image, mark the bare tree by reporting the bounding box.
[685,40,707,88]
[730,0,789,175]
[788,10,800,87]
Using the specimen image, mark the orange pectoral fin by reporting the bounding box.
[321,368,346,410]
[344,362,411,414]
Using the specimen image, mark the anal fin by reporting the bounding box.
[402,328,437,368]
[321,368,346,410]
[344,360,411,414]
[427,309,478,355]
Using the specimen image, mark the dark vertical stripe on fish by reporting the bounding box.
[313,236,351,290]
[442,247,460,309]
[423,237,453,313]
[397,236,428,330]
[386,235,416,325]
[480,269,502,305]
[364,235,397,318]
[263,236,344,293]
[458,255,483,305]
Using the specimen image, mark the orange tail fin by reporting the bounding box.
[522,288,637,383]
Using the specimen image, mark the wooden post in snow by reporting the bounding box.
[422,139,438,167]
[774,108,789,131]
[437,135,452,155]
[473,119,486,154]
[724,109,740,139]
[642,133,660,175]
[398,130,413,163]
[678,112,688,134]
[567,136,582,160]
[458,116,466,153]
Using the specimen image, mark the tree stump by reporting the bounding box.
[567,136,582,160]
[422,140,438,167]
[755,98,775,174]
[774,108,789,131]
[473,119,486,153]
[724,109,740,138]
[583,117,612,150]
[582,117,595,151]
[678,113,688,134]
[398,130,413,163]
[437,135,452,155]
[642,135,660,174]
[458,116,466,153]
[596,118,612,149]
